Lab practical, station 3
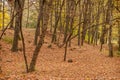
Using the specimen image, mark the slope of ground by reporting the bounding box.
[0,29,120,80]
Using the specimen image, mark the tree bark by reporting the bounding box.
[11,0,24,52]
[107,0,113,57]
[29,0,52,72]
[34,0,43,45]
[118,21,120,51]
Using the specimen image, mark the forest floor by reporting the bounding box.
[0,29,120,80]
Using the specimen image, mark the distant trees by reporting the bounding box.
[1,0,117,52]
[0,0,10,30]
[9,0,14,29]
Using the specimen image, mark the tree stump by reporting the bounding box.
[67,59,73,63]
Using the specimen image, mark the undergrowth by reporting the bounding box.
[2,36,13,44]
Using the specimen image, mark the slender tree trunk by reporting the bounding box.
[78,0,82,46]
[116,1,120,51]
[81,0,89,46]
[2,0,5,30]
[11,0,24,52]
[29,0,52,72]
[64,33,72,61]
[26,0,30,28]
[118,21,120,51]
[9,7,14,29]
[87,0,92,44]
[63,0,70,43]
[34,0,43,45]
[94,2,101,45]
[64,41,68,61]
[68,0,76,47]
[50,10,53,33]
[51,0,58,43]
[108,24,113,57]
[107,0,113,57]
[51,0,64,43]
[19,0,29,72]
[100,6,106,51]
[0,56,2,73]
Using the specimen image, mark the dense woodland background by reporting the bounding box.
[0,0,120,79]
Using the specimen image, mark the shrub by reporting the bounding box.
[117,51,120,56]
[2,36,13,44]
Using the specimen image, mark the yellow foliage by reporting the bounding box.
[0,11,10,30]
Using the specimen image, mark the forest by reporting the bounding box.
[0,0,120,79]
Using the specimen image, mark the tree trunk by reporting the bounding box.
[108,25,113,57]
[0,57,2,74]
[2,0,5,30]
[34,0,43,45]
[81,0,89,46]
[29,0,52,72]
[51,0,64,43]
[78,0,82,46]
[26,0,30,28]
[63,0,70,43]
[93,2,101,45]
[107,0,113,57]
[9,7,14,29]
[11,0,24,52]
[100,6,106,51]
[118,21,120,51]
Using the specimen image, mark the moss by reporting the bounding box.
[2,36,13,44]
[116,51,120,57]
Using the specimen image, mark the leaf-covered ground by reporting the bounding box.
[0,29,120,80]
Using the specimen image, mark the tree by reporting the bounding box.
[100,5,107,51]
[0,0,2,30]
[11,0,24,52]
[34,0,43,45]
[81,0,89,46]
[107,0,113,57]
[2,0,5,30]
[29,0,52,72]
[0,37,1,73]
[118,21,120,51]
[78,0,82,46]
[51,0,62,43]
[25,0,30,28]
[9,0,14,29]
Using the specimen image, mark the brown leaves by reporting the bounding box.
[0,29,120,79]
